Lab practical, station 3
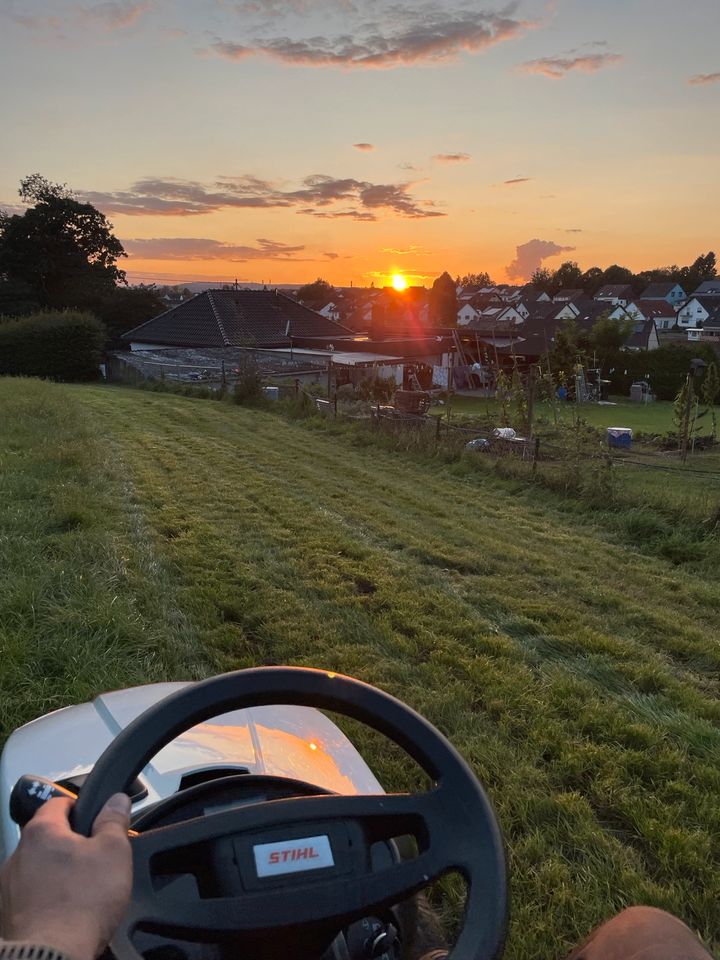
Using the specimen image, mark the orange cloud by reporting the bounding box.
[433,153,471,164]
[689,72,720,85]
[207,9,531,69]
[82,172,445,220]
[506,238,575,281]
[353,142,375,151]
[122,237,313,262]
[521,51,623,79]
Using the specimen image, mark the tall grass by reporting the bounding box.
[0,379,216,740]
[2,380,719,959]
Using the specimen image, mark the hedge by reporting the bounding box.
[0,310,105,381]
[609,342,718,400]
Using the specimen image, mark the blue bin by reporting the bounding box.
[607,427,632,449]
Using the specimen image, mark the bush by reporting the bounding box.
[0,310,105,381]
[233,354,264,405]
[357,376,397,403]
[609,343,717,400]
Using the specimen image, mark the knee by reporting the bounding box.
[610,906,688,934]
[586,906,711,960]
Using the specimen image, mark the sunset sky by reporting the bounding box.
[1,0,718,288]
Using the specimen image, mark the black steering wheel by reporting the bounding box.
[73,667,507,960]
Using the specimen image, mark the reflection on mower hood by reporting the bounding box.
[0,680,384,839]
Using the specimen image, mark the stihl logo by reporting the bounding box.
[254,835,334,878]
[268,847,320,864]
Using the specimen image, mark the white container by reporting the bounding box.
[263,386,280,401]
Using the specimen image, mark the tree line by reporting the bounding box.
[459,253,717,298]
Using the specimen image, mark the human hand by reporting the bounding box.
[0,794,132,960]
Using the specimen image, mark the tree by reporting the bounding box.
[701,361,720,439]
[457,271,494,288]
[680,251,717,294]
[547,320,589,391]
[429,271,458,326]
[552,261,584,294]
[530,267,553,294]
[601,264,635,287]
[581,266,605,296]
[589,310,634,370]
[297,278,334,305]
[0,175,126,312]
[89,284,166,342]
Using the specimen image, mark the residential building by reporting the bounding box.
[594,284,635,306]
[691,279,720,298]
[625,299,677,331]
[640,282,686,305]
[553,288,584,303]
[676,297,719,328]
[625,318,660,351]
[122,289,353,350]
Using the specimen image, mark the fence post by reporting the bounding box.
[333,395,338,418]
[532,437,540,474]
[435,415,441,442]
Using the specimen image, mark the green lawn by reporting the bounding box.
[438,395,677,435]
[1,379,719,959]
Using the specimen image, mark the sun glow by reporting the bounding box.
[392,273,408,291]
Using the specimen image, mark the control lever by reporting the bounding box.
[10,775,138,835]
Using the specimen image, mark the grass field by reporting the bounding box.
[435,395,677,435]
[1,379,719,959]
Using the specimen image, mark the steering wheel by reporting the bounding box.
[73,667,507,960]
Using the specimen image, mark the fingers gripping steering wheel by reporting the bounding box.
[73,667,508,960]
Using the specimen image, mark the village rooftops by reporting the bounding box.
[640,282,685,300]
[553,288,585,302]
[692,279,720,297]
[122,289,353,348]
[595,284,635,301]
[629,299,676,318]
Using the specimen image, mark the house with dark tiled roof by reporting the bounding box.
[553,288,585,303]
[625,319,660,352]
[676,296,720,329]
[625,299,677,331]
[122,289,353,349]
[640,282,686,306]
[518,285,551,303]
[594,284,635,306]
[691,279,720,298]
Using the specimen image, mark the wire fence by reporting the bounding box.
[110,352,720,481]
[301,388,720,480]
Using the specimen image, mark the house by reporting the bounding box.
[691,279,720,298]
[457,302,480,326]
[594,284,635,306]
[625,318,660,352]
[699,316,720,343]
[519,285,551,303]
[476,303,525,327]
[553,288,585,303]
[317,301,342,323]
[122,289,353,350]
[625,299,677,331]
[676,296,718,328]
[572,300,628,328]
[640,282,686,306]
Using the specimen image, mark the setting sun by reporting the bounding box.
[392,274,407,291]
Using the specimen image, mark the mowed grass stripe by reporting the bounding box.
[56,384,720,957]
